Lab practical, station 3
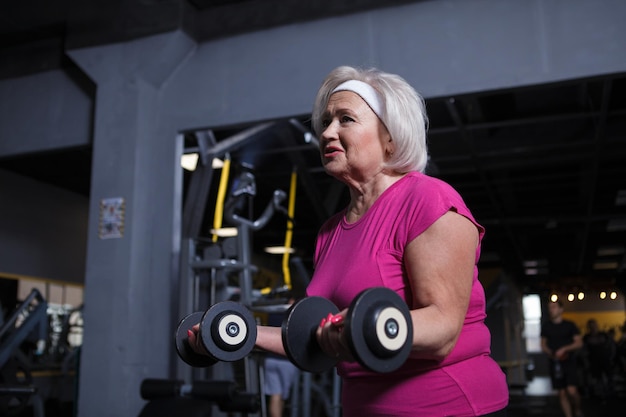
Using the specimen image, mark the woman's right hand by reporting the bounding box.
[187,324,209,355]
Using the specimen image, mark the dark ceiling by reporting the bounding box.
[1,0,625,296]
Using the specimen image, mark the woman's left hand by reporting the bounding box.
[316,309,354,362]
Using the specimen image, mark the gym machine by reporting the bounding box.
[138,379,259,417]
[174,124,301,416]
[172,121,352,417]
[0,289,48,417]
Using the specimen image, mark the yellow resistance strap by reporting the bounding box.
[281,170,297,290]
[212,157,231,242]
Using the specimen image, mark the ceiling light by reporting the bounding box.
[550,294,559,303]
[577,292,584,300]
[264,246,296,255]
[181,153,224,171]
[524,267,548,275]
[210,227,238,237]
[593,261,619,270]
[610,292,618,300]
[597,246,625,256]
[211,158,224,169]
[600,291,607,299]
[607,218,626,232]
[304,132,317,144]
[523,259,547,268]
[181,153,199,171]
[567,294,575,302]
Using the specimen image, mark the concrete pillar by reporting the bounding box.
[68,31,195,417]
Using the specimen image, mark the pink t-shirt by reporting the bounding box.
[307,172,509,416]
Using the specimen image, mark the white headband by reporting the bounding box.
[331,80,383,119]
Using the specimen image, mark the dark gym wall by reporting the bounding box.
[0,68,91,284]
[0,69,92,156]
[0,168,88,284]
[0,1,625,417]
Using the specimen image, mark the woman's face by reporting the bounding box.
[319,91,391,184]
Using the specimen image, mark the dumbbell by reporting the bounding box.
[175,301,257,367]
[282,287,413,374]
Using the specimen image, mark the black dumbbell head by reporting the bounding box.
[345,287,413,373]
[282,296,340,373]
[175,312,218,367]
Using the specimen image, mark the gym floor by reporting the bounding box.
[507,376,626,417]
[11,375,626,416]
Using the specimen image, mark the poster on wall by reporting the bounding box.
[99,197,125,239]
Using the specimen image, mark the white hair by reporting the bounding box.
[312,66,429,173]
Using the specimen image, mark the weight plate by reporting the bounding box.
[368,306,409,354]
[282,296,339,373]
[200,301,257,362]
[175,312,218,367]
[345,287,413,373]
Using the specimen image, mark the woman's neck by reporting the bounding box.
[345,172,405,223]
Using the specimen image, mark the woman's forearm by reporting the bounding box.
[256,325,286,356]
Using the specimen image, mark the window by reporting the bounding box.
[522,294,542,353]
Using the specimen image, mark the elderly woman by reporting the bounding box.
[192,65,509,416]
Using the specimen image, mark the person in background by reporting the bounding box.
[582,318,615,401]
[190,65,509,416]
[263,300,299,417]
[616,321,626,377]
[264,354,298,417]
[541,300,584,417]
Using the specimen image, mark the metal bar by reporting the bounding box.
[176,238,195,383]
[332,371,341,417]
[207,122,276,157]
[182,132,216,239]
[290,370,301,417]
[301,372,311,417]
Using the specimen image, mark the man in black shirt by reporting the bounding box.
[541,300,584,417]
